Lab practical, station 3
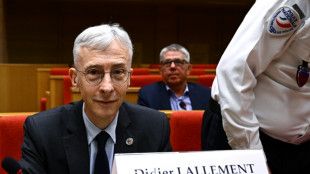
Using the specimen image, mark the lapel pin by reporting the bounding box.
[126,138,134,146]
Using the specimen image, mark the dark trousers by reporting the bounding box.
[201,97,231,150]
[260,131,310,174]
[201,98,310,173]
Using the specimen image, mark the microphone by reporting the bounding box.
[1,157,22,174]
[179,101,187,110]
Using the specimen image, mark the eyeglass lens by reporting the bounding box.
[80,68,130,85]
[161,59,187,67]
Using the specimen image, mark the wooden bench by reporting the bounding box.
[46,75,205,109]
[37,67,70,111]
[71,87,140,104]
[149,68,216,75]
[44,72,215,110]
[0,110,203,119]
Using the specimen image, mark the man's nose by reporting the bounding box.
[99,72,114,93]
[170,61,176,67]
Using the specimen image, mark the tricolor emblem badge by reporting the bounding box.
[268,6,301,36]
[296,61,310,87]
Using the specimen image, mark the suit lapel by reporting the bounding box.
[62,101,90,174]
[159,82,172,110]
[188,83,202,110]
[114,103,139,153]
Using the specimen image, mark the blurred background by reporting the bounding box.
[0,0,254,65]
[0,0,255,112]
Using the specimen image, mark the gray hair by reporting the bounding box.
[73,23,133,68]
[159,44,190,63]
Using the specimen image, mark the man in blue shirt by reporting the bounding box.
[138,44,211,110]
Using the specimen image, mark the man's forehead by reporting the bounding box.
[78,48,130,65]
[163,50,185,58]
[84,62,127,69]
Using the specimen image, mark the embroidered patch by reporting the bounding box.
[267,6,300,36]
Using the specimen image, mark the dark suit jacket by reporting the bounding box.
[19,100,172,174]
[137,81,211,110]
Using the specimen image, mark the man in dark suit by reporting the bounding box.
[19,24,172,174]
[138,44,211,110]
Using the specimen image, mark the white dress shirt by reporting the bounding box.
[167,84,193,110]
[82,102,118,174]
[212,0,310,150]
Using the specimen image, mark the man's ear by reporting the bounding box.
[69,68,78,88]
[127,68,133,87]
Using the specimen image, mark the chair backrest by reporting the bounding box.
[198,74,216,88]
[149,64,160,69]
[0,115,29,174]
[169,111,204,152]
[189,69,206,75]
[50,68,70,75]
[192,64,217,69]
[40,97,46,111]
[132,68,150,75]
[130,75,163,87]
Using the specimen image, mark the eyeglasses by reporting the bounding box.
[160,59,188,67]
[76,68,131,86]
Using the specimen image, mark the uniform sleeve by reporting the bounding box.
[214,0,302,149]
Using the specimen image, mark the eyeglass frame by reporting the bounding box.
[160,59,189,67]
[75,68,131,86]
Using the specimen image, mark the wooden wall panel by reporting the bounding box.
[0,64,68,112]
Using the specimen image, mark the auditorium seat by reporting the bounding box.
[40,68,70,111]
[132,68,150,75]
[192,64,217,69]
[40,97,46,111]
[50,68,70,75]
[0,115,29,174]
[169,111,204,152]
[149,64,160,69]
[63,76,73,105]
[189,69,206,75]
[198,74,216,88]
[130,75,162,87]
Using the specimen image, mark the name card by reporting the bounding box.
[112,150,268,174]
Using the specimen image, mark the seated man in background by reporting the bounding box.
[18,24,172,174]
[138,44,211,110]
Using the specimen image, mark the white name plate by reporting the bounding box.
[112,150,268,174]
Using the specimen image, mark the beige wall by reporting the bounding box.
[0,64,68,112]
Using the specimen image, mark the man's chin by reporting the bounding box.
[95,101,122,114]
[167,78,180,84]
[94,108,117,119]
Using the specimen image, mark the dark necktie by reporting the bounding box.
[94,131,110,174]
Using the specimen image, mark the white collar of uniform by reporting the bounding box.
[165,83,189,98]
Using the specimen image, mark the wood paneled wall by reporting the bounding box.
[2,0,254,65]
[0,64,68,112]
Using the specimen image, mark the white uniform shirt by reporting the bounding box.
[212,0,310,150]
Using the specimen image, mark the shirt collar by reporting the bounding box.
[82,102,118,145]
[166,83,190,98]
